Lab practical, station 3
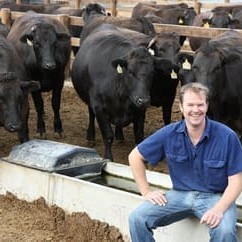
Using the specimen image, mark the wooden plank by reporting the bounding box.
[3,9,242,48]
[154,24,242,38]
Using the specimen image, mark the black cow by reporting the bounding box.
[176,51,195,86]
[0,35,40,143]
[0,1,62,13]
[0,23,9,37]
[80,15,155,42]
[45,3,107,56]
[148,32,180,125]
[82,3,108,23]
[87,26,180,126]
[71,23,173,161]
[189,10,239,51]
[185,30,242,138]
[7,11,71,138]
[132,2,190,19]
[131,2,196,46]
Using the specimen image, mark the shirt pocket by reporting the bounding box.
[167,154,189,172]
[204,160,227,191]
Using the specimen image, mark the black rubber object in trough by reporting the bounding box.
[6,139,106,178]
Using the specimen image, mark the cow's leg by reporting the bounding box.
[115,125,124,141]
[162,91,177,125]
[162,79,179,125]
[133,109,146,144]
[95,108,114,161]
[162,102,172,125]
[18,98,30,143]
[31,90,46,138]
[52,87,63,137]
[86,106,95,141]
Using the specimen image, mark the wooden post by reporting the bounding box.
[57,14,70,27]
[194,0,202,14]
[1,8,12,29]
[16,0,21,5]
[111,0,117,17]
[57,14,71,78]
[75,0,81,9]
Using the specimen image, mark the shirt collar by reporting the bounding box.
[176,117,211,140]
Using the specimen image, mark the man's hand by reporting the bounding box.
[200,208,223,228]
[144,190,167,206]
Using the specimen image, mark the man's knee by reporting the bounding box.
[210,223,237,242]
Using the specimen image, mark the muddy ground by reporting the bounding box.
[0,81,182,241]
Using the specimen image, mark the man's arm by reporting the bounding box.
[200,172,242,228]
[128,147,167,206]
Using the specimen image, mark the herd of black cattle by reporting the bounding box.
[0,1,242,161]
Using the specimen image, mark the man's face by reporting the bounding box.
[179,90,208,128]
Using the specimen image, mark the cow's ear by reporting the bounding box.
[112,59,127,74]
[202,19,210,28]
[220,49,242,65]
[154,57,179,79]
[20,34,34,46]
[20,81,40,93]
[176,52,194,70]
[56,33,71,42]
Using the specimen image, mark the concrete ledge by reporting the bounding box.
[0,159,241,242]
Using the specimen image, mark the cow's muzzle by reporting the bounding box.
[132,96,150,108]
[6,123,21,132]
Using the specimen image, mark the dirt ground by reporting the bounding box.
[0,81,182,241]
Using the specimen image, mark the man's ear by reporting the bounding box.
[206,101,209,113]
[179,102,183,113]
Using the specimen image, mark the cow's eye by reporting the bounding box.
[213,66,220,73]
[129,71,135,77]
[175,48,180,53]
[34,42,41,48]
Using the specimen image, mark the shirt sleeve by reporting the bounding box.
[137,128,167,166]
[227,131,242,176]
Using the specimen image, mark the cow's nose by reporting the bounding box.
[8,124,20,132]
[136,96,150,107]
[42,62,56,70]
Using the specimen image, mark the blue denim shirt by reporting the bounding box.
[138,117,242,193]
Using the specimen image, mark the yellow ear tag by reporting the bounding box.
[148,48,155,56]
[182,58,191,70]
[171,69,177,79]
[203,22,210,28]
[27,38,33,46]
[178,18,184,24]
[117,64,123,74]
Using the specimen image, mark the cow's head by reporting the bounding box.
[147,32,181,63]
[20,23,70,70]
[176,52,195,86]
[192,42,242,93]
[82,3,107,23]
[203,10,237,28]
[111,47,154,108]
[0,72,40,132]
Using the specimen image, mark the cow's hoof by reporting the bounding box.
[87,140,96,147]
[35,132,47,139]
[53,132,65,139]
[115,139,125,144]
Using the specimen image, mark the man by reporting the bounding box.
[128,82,242,242]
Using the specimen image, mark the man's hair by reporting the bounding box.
[179,83,209,104]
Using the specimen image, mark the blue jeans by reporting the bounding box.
[129,190,238,242]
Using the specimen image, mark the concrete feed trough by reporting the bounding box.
[0,140,241,242]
